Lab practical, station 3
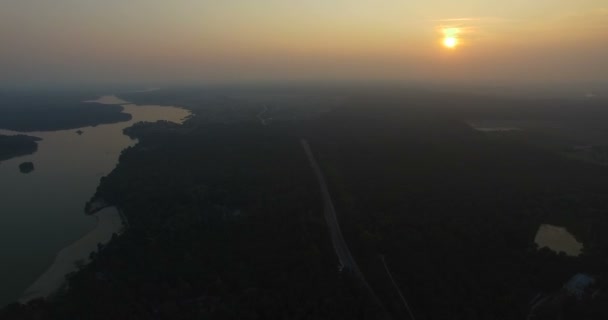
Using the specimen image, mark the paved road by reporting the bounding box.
[301,139,390,318]
[301,139,358,271]
[380,255,417,320]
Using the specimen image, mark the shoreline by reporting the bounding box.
[15,94,188,304]
[20,206,124,303]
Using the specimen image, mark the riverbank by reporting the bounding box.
[0,93,191,306]
[20,207,124,303]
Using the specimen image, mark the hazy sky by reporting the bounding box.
[1,0,607,86]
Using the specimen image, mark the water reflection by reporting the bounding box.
[534,224,583,256]
[0,96,190,305]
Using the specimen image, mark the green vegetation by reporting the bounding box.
[3,88,608,319]
[302,104,608,319]
[0,134,40,162]
[1,120,384,319]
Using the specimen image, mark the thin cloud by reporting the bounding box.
[431,17,511,23]
[431,17,512,43]
[431,18,482,22]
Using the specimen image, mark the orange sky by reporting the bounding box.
[1,1,607,86]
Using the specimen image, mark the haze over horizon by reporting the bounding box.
[2,0,607,87]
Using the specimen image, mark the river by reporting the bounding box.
[0,95,190,306]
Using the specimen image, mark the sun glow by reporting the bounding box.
[441,27,460,49]
[443,37,458,48]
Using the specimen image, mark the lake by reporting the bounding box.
[534,224,584,256]
[0,96,190,306]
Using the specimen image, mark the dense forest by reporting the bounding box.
[3,88,608,319]
[1,120,386,319]
[301,101,608,319]
[0,134,40,162]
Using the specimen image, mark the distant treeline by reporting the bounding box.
[0,92,131,131]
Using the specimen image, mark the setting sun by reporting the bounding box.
[441,27,461,49]
[443,36,458,48]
